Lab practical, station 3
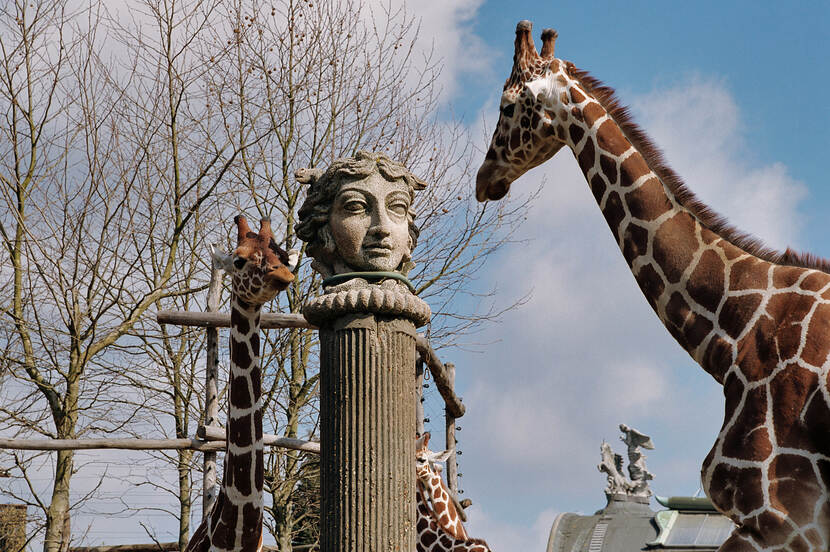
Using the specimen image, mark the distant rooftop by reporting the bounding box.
[545,425,734,552]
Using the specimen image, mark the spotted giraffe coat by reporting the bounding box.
[476,21,830,552]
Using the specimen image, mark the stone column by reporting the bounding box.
[305,280,430,552]
[295,150,431,550]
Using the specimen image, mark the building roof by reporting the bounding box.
[546,494,734,552]
[546,425,734,552]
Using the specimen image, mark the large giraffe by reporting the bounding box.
[415,434,492,552]
[185,215,295,552]
[476,21,830,552]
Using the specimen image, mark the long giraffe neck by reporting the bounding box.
[557,70,790,384]
[417,470,468,539]
[207,296,264,550]
[416,486,490,552]
[479,24,830,549]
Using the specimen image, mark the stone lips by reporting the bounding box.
[303,279,431,327]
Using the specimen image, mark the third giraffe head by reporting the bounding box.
[213,215,298,305]
[415,432,453,481]
[477,20,584,202]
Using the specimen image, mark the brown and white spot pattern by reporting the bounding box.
[476,21,830,552]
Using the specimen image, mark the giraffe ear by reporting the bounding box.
[428,448,454,464]
[211,244,234,272]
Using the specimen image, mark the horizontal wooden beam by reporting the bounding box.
[0,438,224,452]
[69,544,311,552]
[197,425,320,455]
[155,309,465,418]
[69,544,179,552]
[156,310,315,329]
[0,433,320,454]
[415,336,465,418]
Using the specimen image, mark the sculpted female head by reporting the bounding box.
[295,151,427,278]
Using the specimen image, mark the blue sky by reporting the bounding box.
[456,1,830,246]
[420,1,830,549]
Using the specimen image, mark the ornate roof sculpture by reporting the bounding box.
[598,424,655,502]
[546,424,734,552]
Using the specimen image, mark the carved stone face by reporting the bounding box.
[329,172,411,272]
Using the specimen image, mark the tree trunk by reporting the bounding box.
[276,503,294,552]
[177,449,193,551]
[43,449,73,552]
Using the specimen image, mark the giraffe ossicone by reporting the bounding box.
[185,215,295,552]
[477,21,830,552]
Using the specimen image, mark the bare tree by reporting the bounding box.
[1,0,530,549]
[0,0,260,548]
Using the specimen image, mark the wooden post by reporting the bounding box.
[443,363,469,522]
[414,337,465,418]
[444,363,459,495]
[416,358,425,436]
[203,256,223,519]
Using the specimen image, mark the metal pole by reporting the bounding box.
[416,358,425,436]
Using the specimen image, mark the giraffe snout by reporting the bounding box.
[267,265,295,290]
[475,161,513,202]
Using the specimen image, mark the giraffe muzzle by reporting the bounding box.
[475,161,513,202]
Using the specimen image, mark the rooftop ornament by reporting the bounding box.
[598,424,655,504]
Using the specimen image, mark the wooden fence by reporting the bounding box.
[0,264,468,547]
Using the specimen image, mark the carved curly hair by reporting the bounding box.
[295,151,427,271]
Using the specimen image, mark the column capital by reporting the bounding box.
[303,278,431,328]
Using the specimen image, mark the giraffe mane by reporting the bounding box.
[566,63,830,275]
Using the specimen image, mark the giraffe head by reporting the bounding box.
[212,215,298,305]
[476,21,569,202]
[415,432,453,483]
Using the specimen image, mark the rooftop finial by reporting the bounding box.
[598,424,655,501]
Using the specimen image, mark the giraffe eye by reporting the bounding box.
[502,104,515,118]
[233,258,246,269]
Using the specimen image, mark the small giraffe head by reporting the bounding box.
[213,215,298,305]
[415,432,453,482]
[476,21,569,202]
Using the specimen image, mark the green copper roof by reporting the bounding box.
[655,495,718,512]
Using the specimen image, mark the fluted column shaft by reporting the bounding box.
[319,314,416,551]
[304,282,430,552]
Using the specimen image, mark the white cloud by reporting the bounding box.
[364,0,491,103]
[465,504,558,552]
[631,76,806,250]
[451,76,807,544]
